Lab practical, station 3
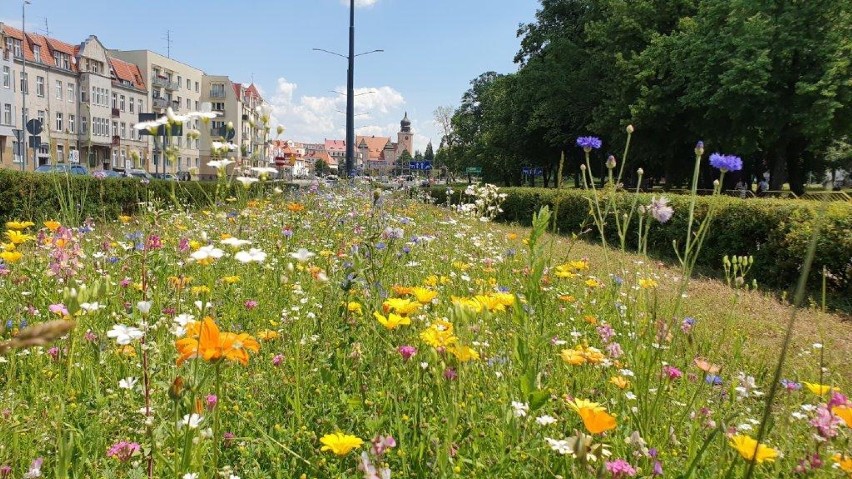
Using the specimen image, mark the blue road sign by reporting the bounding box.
[409,161,432,170]
[522,167,543,176]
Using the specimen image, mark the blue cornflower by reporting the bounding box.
[576,136,602,151]
[375,242,386,251]
[506,248,516,257]
[705,374,723,386]
[402,246,411,254]
[20,319,27,329]
[108,257,119,264]
[709,153,743,172]
[780,379,802,392]
[5,319,13,330]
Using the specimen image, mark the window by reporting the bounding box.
[120,95,126,111]
[67,83,74,102]
[177,75,182,87]
[112,92,117,109]
[52,52,71,70]
[55,112,63,132]
[137,99,143,112]
[186,78,190,89]
[7,38,23,58]
[2,104,11,125]
[33,45,41,63]
[55,80,63,100]
[20,72,28,94]
[129,97,135,113]
[37,110,45,127]
[210,83,225,97]
[69,114,75,133]
[113,121,118,137]
[81,116,87,134]
[2,66,9,88]
[120,122,126,139]
[195,101,199,110]
[56,145,64,163]
[195,81,199,92]
[36,76,44,97]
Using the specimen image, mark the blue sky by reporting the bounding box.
[2,0,540,151]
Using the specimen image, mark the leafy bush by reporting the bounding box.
[430,186,852,294]
[0,169,225,224]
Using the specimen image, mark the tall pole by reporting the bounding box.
[21,0,29,171]
[345,0,355,179]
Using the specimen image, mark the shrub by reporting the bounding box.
[430,186,852,295]
[0,169,224,224]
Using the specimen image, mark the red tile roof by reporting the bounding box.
[245,83,261,100]
[109,57,146,90]
[232,82,242,99]
[325,139,346,152]
[356,136,391,161]
[2,25,78,73]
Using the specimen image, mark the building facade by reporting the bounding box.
[110,49,203,176]
[108,57,148,171]
[0,41,16,165]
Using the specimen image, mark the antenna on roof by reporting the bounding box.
[163,30,173,58]
[40,18,51,37]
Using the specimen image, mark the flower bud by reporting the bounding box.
[580,164,587,171]
[626,125,634,134]
[606,155,616,169]
[713,179,720,187]
[169,376,185,400]
[637,168,644,176]
[695,141,705,156]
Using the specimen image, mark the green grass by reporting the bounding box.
[0,186,849,478]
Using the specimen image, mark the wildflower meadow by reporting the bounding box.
[0,132,850,478]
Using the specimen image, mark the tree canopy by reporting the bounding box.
[442,0,851,193]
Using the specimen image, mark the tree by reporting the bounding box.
[314,159,329,176]
[424,142,434,163]
[414,150,424,162]
[397,150,413,174]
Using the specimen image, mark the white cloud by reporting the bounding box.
[267,77,406,144]
[341,0,379,7]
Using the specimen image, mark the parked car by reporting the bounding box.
[34,164,89,175]
[126,169,154,180]
[325,174,340,185]
[92,169,124,179]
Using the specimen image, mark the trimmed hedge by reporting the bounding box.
[430,186,852,295]
[0,169,223,224]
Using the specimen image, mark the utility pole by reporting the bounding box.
[345,0,355,179]
[164,30,172,59]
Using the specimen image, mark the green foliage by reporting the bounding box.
[430,186,852,295]
[314,159,330,176]
[0,169,224,224]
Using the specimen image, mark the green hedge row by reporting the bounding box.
[430,186,852,295]
[0,169,224,225]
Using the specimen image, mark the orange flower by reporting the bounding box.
[566,398,616,434]
[693,357,720,373]
[287,202,305,213]
[44,220,61,232]
[392,285,414,296]
[175,317,260,366]
[831,405,852,427]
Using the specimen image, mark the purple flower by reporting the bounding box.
[205,394,218,411]
[709,153,743,172]
[605,458,637,477]
[272,354,284,367]
[827,391,848,408]
[780,379,802,392]
[398,345,417,361]
[681,317,695,334]
[0,465,11,478]
[24,458,42,479]
[663,365,683,380]
[223,431,236,447]
[695,141,705,155]
[811,405,842,439]
[596,324,615,343]
[577,136,602,151]
[648,196,674,223]
[705,374,723,386]
[443,367,458,381]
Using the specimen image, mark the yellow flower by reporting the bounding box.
[374,311,411,330]
[382,298,420,316]
[5,230,34,245]
[639,278,658,289]
[560,344,605,365]
[0,251,23,263]
[222,275,241,284]
[347,302,363,315]
[44,220,61,232]
[610,376,630,389]
[1,242,15,252]
[557,294,576,303]
[803,382,838,396]
[419,320,458,348]
[168,275,193,290]
[118,215,132,224]
[832,405,852,428]
[5,221,35,230]
[583,315,598,325]
[392,285,414,296]
[448,345,480,362]
[287,202,306,213]
[554,260,590,278]
[506,233,518,240]
[191,286,211,295]
[832,454,852,474]
[728,435,779,464]
[411,287,438,304]
[257,330,279,341]
[585,278,602,288]
[451,261,470,271]
[452,296,484,313]
[560,348,587,365]
[189,240,202,251]
[320,432,363,456]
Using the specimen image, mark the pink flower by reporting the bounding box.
[606,342,623,358]
[272,354,284,367]
[206,394,218,411]
[811,405,842,439]
[827,391,849,409]
[48,304,69,317]
[244,300,258,310]
[605,458,637,478]
[398,345,417,361]
[106,441,140,462]
[371,435,396,456]
[443,368,457,381]
[662,365,683,380]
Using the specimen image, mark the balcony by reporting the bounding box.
[209,90,226,99]
[152,76,180,91]
[111,108,120,118]
[152,97,169,109]
[112,136,120,147]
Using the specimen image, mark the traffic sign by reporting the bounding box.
[69,150,80,164]
[26,119,43,136]
[465,167,482,175]
[12,129,23,141]
[522,167,543,176]
[28,136,41,149]
[409,161,432,171]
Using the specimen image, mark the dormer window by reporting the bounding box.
[33,45,41,63]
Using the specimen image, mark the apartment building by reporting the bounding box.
[108,57,147,170]
[0,42,15,165]
[110,49,203,175]
[1,24,81,170]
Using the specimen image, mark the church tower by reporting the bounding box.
[397,112,413,158]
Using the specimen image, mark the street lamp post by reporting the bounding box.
[21,0,31,171]
[313,0,382,179]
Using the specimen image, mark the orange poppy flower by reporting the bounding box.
[693,357,721,373]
